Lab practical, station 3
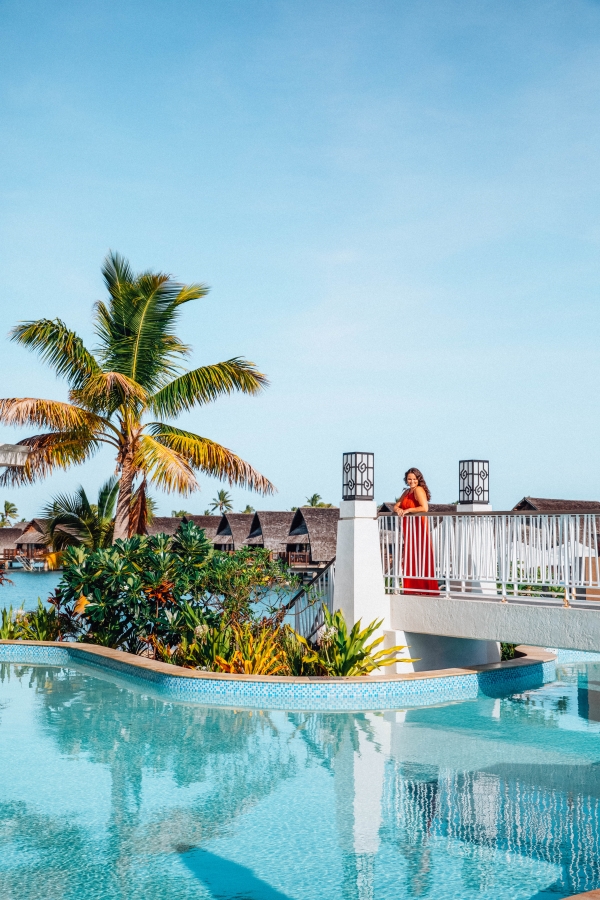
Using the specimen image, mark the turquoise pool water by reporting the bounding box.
[0,570,60,611]
[0,660,599,899]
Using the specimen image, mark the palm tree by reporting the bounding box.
[240,504,255,514]
[0,500,18,526]
[210,489,233,514]
[0,252,274,540]
[172,509,192,518]
[304,493,333,508]
[43,476,120,550]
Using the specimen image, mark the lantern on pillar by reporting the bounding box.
[458,459,489,506]
[342,452,374,501]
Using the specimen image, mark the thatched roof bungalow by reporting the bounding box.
[16,519,48,549]
[0,524,27,558]
[213,513,254,550]
[288,507,339,563]
[246,511,295,554]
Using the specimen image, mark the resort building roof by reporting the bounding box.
[246,511,295,552]
[214,513,254,549]
[288,507,339,563]
[16,519,48,547]
[0,527,27,552]
[513,497,600,512]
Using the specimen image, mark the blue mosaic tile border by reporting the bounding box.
[0,642,556,712]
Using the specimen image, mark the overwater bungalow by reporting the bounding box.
[286,507,339,569]
[213,513,255,551]
[245,511,295,559]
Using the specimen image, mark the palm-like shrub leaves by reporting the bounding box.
[0,252,274,538]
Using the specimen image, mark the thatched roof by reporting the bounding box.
[288,508,338,562]
[246,511,296,552]
[513,497,600,513]
[0,527,25,551]
[16,519,48,547]
[215,513,254,549]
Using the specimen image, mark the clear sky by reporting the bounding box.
[1,0,599,518]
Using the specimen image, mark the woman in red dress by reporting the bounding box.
[394,468,439,596]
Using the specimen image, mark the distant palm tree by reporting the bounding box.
[0,252,274,541]
[172,509,192,517]
[240,504,255,514]
[210,490,233,514]
[304,493,333,508]
[43,477,120,551]
[0,500,18,526]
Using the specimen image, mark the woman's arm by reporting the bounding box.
[393,491,407,515]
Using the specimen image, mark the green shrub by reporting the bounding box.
[0,606,22,640]
[17,601,60,642]
[293,606,413,676]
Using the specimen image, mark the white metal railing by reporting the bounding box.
[287,560,335,639]
[379,513,600,606]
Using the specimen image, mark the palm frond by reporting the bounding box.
[0,432,100,486]
[136,435,198,494]
[150,358,268,417]
[0,398,109,435]
[97,475,120,520]
[10,319,100,389]
[69,371,147,414]
[94,252,209,392]
[147,424,275,495]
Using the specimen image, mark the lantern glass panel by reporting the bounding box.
[342,452,374,501]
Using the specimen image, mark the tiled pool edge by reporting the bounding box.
[0,640,556,711]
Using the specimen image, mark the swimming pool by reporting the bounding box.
[0,659,599,899]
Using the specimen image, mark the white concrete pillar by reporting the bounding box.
[333,499,391,636]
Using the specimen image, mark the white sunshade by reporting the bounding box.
[0,444,30,467]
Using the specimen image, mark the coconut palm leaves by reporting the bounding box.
[0,252,274,539]
[0,500,18,526]
[43,477,120,551]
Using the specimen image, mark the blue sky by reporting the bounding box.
[1,0,600,517]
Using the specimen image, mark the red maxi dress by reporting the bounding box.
[399,491,439,596]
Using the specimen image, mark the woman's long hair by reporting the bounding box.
[404,467,431,501]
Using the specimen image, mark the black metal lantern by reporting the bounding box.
[342,452,374,501]
[458,459,489,505]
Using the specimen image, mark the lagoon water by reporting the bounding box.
[0,659,599,899]
[0,570,60,612]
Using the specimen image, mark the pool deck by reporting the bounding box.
[0,639,557,710]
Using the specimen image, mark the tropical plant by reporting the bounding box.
[0,605,21,640]
[294,606,412,676]
[215,623,288,675]
[303,494,333,509]
[17,600,60,641]
[172,509,192,517]
[0,251,274,540]
[201,546,297,625]
[42,476,120,551]
[0,500,18,526]
[240,504,255,514]
[210,490,233,514]
[53,522,214,650]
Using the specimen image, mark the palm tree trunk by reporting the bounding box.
[113,456,134,542]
